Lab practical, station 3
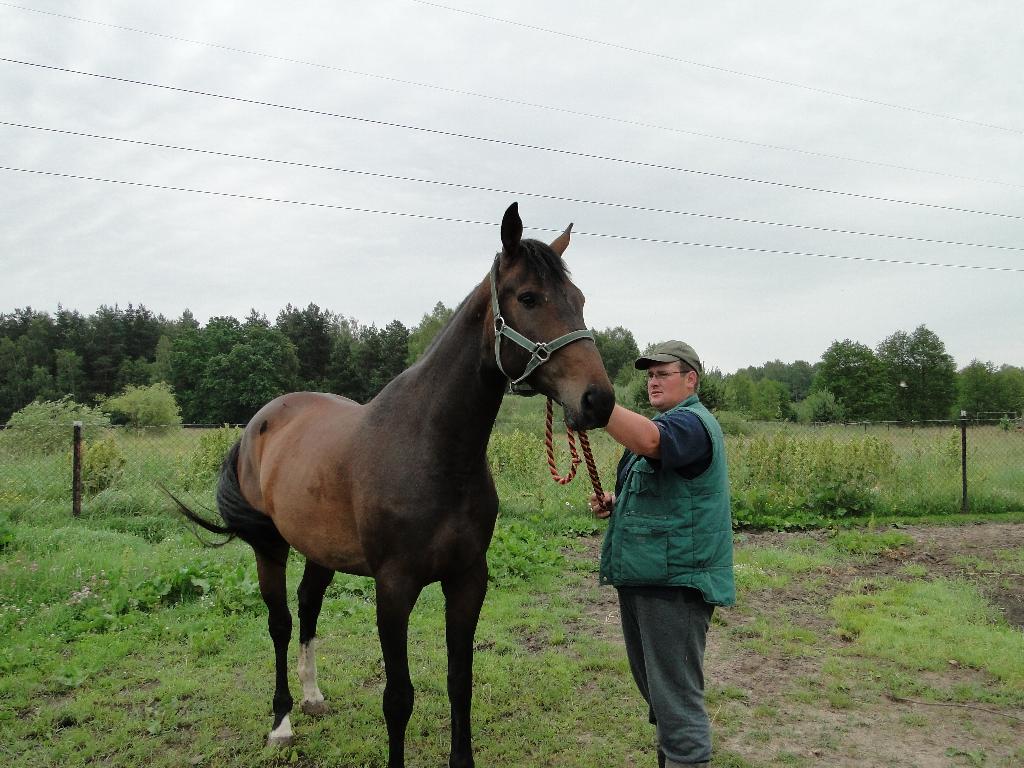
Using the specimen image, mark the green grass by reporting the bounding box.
[2,398,1023,766]
[831,578,1024,696]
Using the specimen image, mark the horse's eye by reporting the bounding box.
[517,292,539,308]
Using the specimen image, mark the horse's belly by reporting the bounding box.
[270,502,371,575]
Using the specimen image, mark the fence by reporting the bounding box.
[0,418,1021,522]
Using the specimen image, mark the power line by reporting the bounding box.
[412,0,1024,137]
[5,119,1023,255]
[3,164,1021,273]
[1,1,1019,190]
[4,57,1024,223]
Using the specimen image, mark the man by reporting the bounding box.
[590,340,735,768]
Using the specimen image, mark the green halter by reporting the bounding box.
[489,259,595,396]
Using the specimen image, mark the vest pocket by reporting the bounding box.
[619,522,669,583]
[629,461,661,498]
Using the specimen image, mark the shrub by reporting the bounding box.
[180,426,241,486]
[795,389,845,423]
[2,398,110,455]
[732,432,898,527]
[103,383,182,430]
[0,516,14,551]
[487,429,546,483]
[81,436,127,494]
[487,519,563,586]
[715,410,754,436]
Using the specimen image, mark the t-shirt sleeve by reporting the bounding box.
[653,409,712,471]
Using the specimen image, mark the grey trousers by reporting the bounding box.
[617,586,714,766]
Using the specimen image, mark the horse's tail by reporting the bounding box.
[167,440,288,564]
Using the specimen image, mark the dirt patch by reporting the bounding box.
[567,523,1024,768]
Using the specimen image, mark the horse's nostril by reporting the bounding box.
[582,385,615,427]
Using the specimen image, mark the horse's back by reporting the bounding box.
[238,391,370,573]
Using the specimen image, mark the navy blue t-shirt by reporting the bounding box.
[614,408,713,495]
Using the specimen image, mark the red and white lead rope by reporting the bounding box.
[544,397,611,515]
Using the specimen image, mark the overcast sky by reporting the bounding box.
[2,0,1022,374]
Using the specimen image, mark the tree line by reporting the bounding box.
[1,304,1021,425]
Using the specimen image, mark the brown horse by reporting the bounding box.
[174,202,614,768]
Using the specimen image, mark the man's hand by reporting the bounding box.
[589,491,615,519]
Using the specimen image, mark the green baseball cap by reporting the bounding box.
[634,340,703,374]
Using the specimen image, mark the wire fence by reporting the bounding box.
[0,418,1021,521]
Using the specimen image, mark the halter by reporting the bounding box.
[489,258,595,396]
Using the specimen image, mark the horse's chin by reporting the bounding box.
[562,406,591,433]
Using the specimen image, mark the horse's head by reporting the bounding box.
[489,203,614,431]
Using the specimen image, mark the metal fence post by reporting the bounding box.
[72,420,82,518]
[960,411,968,514]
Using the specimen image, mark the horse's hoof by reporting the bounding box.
[266,734,293,748]
[301,699,330,716]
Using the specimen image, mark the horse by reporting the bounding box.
[172,202,615,768]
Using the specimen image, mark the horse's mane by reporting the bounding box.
[513,238,570,283]
[415,239,571,364]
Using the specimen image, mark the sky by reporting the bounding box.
[2,0,1022,374]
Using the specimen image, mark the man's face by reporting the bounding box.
[646,361,696,412]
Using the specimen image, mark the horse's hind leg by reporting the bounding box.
[256,547,294,746]
[442,556,488,768]
[297,560,334,716]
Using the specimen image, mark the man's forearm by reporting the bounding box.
[605,404,661,458]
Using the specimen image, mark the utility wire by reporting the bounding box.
[412,0,1024,137]
[4,57,1024,223]
[3,164,1021,273]
[1,1,1019,190]
[4,119,1023,255]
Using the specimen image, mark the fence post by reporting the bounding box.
[72,420,83,518]
[959,410,968,514]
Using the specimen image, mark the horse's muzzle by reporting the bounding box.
[568,384,615,431]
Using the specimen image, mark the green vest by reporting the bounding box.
[599,396,736,606]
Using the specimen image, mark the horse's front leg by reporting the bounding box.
[442,556,488,768]
[375,568,423,768]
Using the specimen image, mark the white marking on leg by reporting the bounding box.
[298,640,326,713]
[267,713,292,744]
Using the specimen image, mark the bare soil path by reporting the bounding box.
[571,523,1024,768]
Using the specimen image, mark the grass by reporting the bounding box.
[2,397,1024,766]
[831,578,1024,695]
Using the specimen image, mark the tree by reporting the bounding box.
[325,322,362,401]
[356,320,410,402]
[198,322,300,423]
[150,335,175,385]
[877,325,956,420]
[749,378,792,421]
[276,303,337,389]
[54,348,85,400]
[998,366,1024,415]
[0,337,32,421]
[725,372,755,413]
[735,359,817,402]
[116,357,153,390]
[84,305,127,399]
[958,361,1024,417]
[697,369,727,412]
[816,340,888,421]
[592,326,640,384]
[406,302,454,365]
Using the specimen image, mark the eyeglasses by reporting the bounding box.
[646,370,685,382]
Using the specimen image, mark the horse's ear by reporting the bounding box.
[500,202,523,258]
[549,223,573,257]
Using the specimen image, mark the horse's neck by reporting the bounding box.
[381,280,505,459]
